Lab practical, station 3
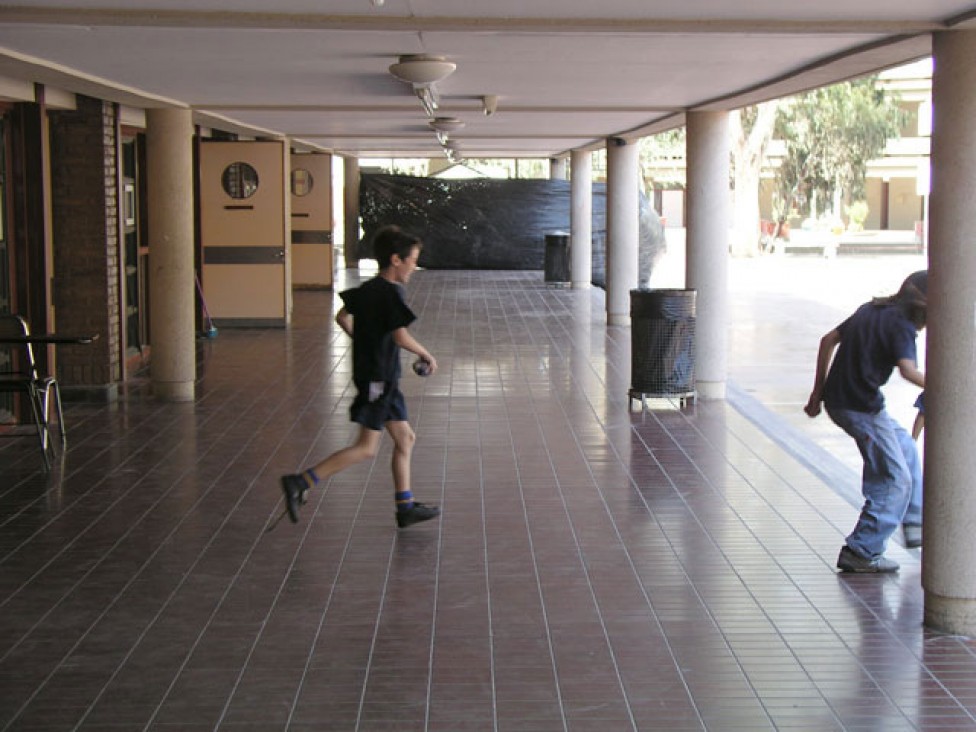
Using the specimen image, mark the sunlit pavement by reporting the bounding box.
[655,229,927,510]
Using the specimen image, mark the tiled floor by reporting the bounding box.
[1,268,973,731]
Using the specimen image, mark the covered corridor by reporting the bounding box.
[1,268,970,732]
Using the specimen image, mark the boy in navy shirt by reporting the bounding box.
[280,226,440,528]
[805,271,927,571]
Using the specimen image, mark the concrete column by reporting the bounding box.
[570,149,592,289]
[549,156,568,180]
[146,108,195,402]
[686,111,730,400]
[343,156,360,268]
[923,29,976,636]
[606,138,640,326]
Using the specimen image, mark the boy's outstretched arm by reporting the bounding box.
[912,412,925,441]
[392,327,438,374]
[335,307,353,337]
[897,358,925,389]
[804,328,841,417]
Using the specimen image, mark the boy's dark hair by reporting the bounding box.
[372,225,422,268]
[873,270,927,329]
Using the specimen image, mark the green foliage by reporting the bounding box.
[772,77,906,220]
[639,128,686,188]
[845,200,869,230]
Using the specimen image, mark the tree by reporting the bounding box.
[772,77,905,225]
[729,76,905,257]
[639,128,686,191]
[730,102,778,256]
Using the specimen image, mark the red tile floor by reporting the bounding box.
[1,267,973,731]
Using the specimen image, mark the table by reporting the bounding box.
[0,333,99,345]
[0,332,98,468]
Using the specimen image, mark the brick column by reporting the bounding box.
[48,95,121,400]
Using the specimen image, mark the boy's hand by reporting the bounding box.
[803,397,821,418]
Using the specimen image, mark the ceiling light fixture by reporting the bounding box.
[370,0,385,6]
[428,117,465,133]
[389,54,457,86]
[442,140,462,161]
[481,94,498,116]
[414,85,440,117]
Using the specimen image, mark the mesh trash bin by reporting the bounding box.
[544,232,571,287]
[629,288,696,403]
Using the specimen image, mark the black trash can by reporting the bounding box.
[544,232,571,287]
[629,288,696,398]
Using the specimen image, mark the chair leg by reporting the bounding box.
[51,382,66,447]
[26,387,51,470]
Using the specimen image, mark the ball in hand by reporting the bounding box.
[412,359,432,377]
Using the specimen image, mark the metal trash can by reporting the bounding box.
[544,232,571,287]
[629,288,696,402]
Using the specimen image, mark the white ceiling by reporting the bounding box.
[0,2,973,159]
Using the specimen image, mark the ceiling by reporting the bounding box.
[0,2,973,160]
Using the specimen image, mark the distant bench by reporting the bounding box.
[773,230,924,257]
[772,229,837,256]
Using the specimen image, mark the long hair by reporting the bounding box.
[372,225,422,268]
[872,270,927,329]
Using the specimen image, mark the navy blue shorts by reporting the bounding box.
[350,380,408,431]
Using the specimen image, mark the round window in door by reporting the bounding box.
[291,169,314,196]
[221,162,259,199]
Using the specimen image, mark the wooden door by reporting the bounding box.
[290,152,333,289]
[200,140,289,326]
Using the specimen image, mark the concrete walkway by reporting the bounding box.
[654,231,927,518]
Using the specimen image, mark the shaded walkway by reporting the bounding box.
[0,269,971,731]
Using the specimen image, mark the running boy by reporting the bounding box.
[804,270,927,571]
[280,225,440,528]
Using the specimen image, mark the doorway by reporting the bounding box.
[121,135,150,369]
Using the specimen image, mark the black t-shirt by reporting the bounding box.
[823,301,918,414]
[339,276,416,382]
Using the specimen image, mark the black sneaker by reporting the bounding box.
[396,502,441,528]
[836,545,899,573]
[281,474,306,523]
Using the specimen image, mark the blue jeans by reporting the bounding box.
[827,406,923,559]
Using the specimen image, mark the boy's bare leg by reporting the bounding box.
[385,419,439,528]
[385,420,415,493]
[280,426,381,523]
[306,426,383,490]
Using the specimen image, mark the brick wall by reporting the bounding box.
[49,95,122,390]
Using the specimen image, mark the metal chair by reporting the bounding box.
[0,314,64,468]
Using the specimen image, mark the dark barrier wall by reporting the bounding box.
[358,173,666,287]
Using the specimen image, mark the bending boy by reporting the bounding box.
[804,270,927,571]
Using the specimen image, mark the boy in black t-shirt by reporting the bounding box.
[280,226,440,528]
[804,271,927,571]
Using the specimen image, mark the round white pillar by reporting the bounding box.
[924,29,976,636]
[549,156,568,180]
[686,111,730,400]
[606,138,640,326]
[343,156,360,268]
[570,149,592,289]
[146,108,195,402]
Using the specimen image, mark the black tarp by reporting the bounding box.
[357,173,666,288]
